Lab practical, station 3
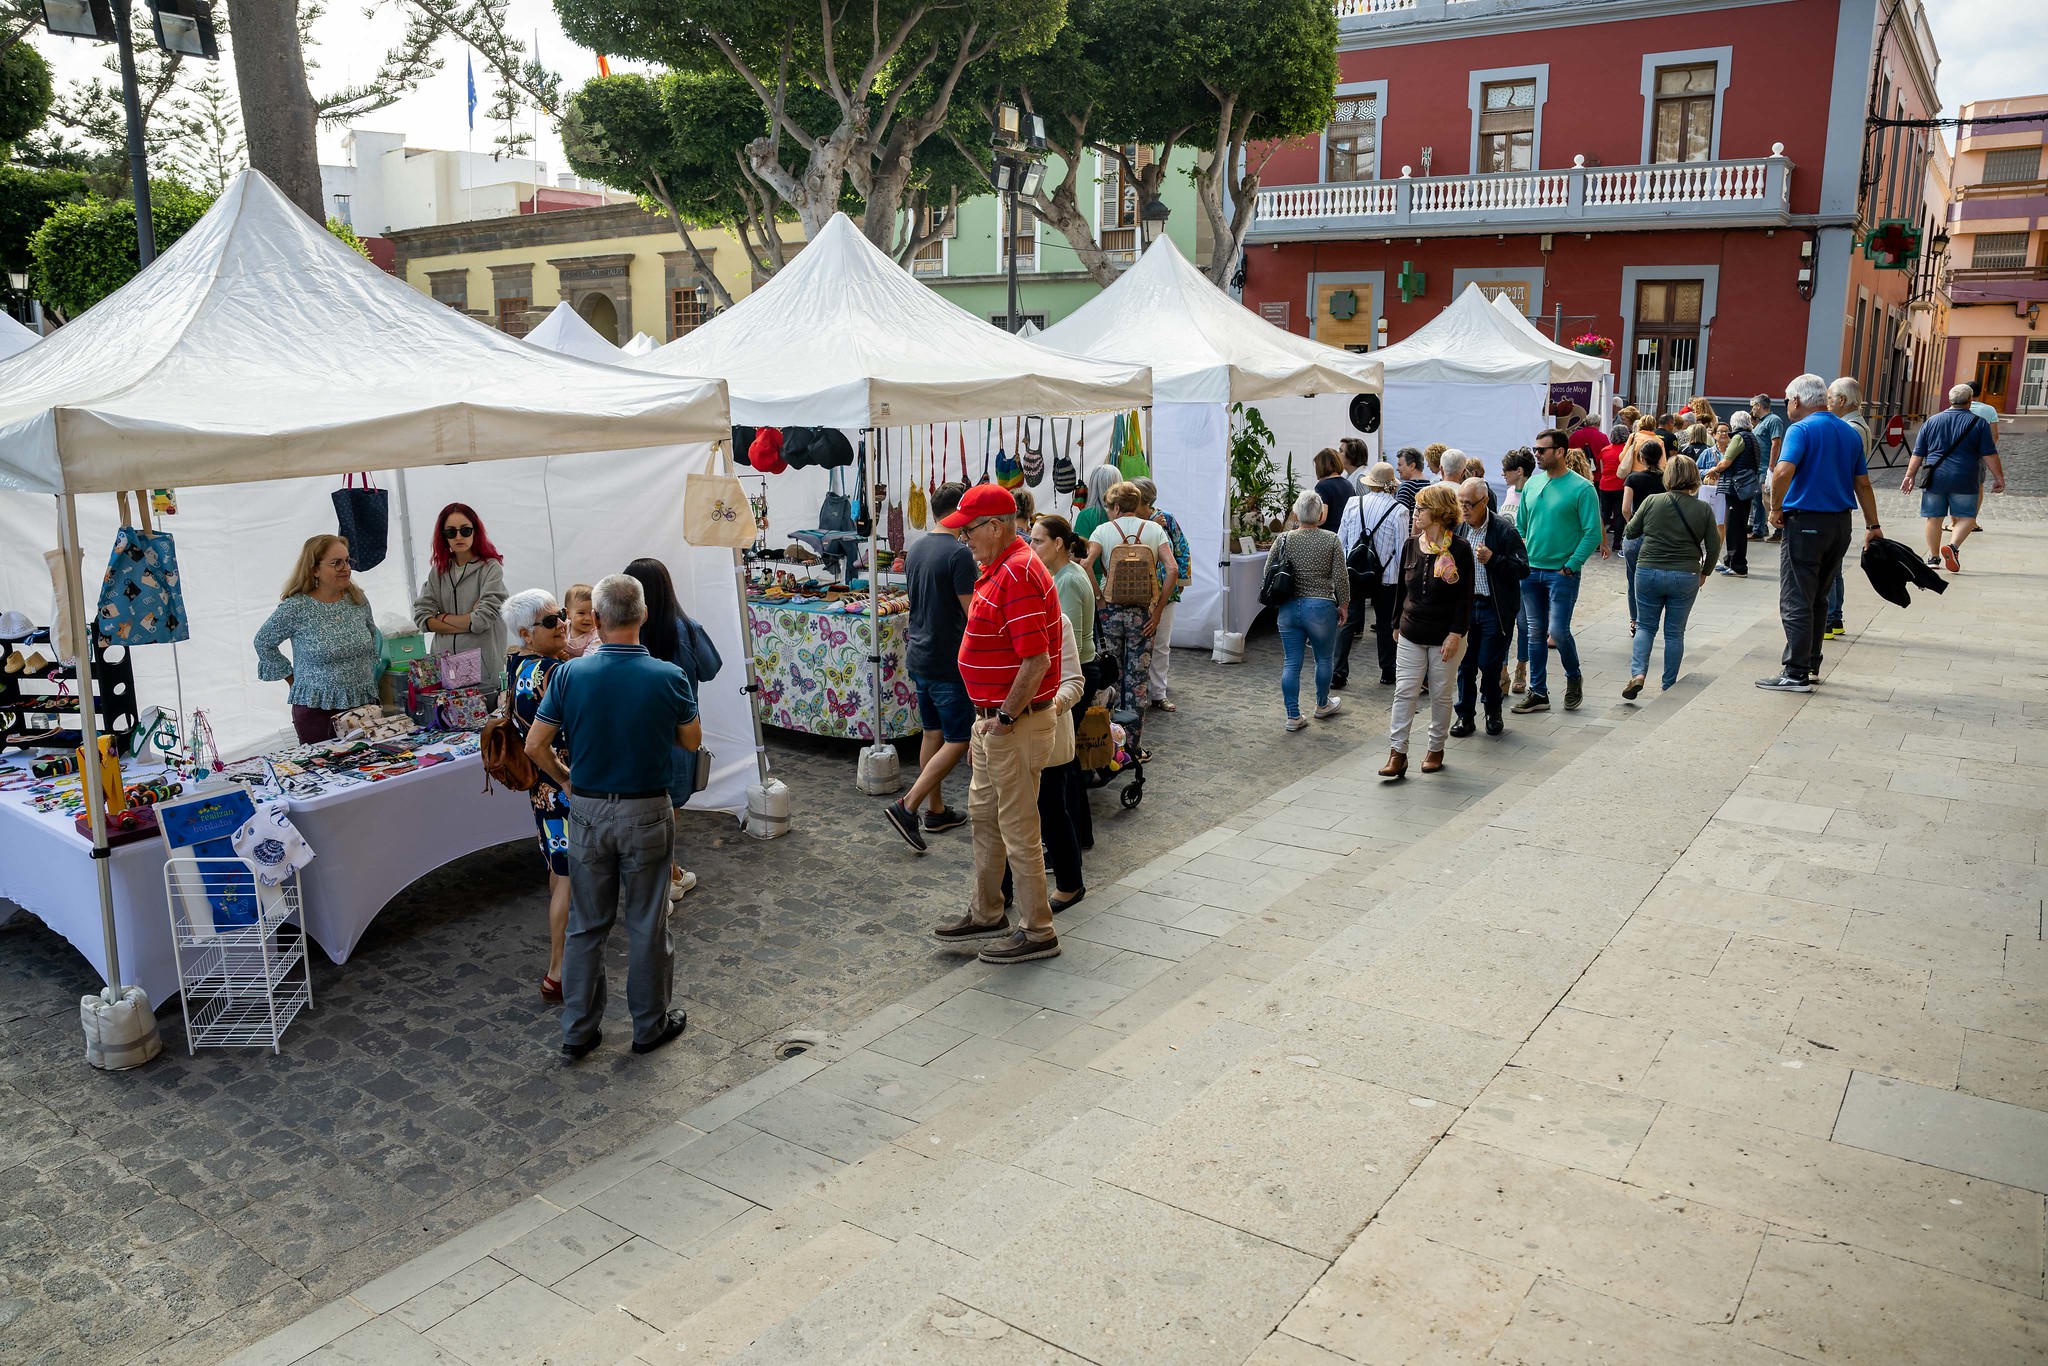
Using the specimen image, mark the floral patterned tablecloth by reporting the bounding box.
[748,599,919,741]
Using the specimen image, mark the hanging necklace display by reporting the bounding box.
[1051,417,1078,494]
[955,423,968,487]
[907,425,928,529]
[975,419,993,486]
[887,430,907,552]
[1021,415,1046,487]
[995,415,1024,490]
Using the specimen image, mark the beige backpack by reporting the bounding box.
[1103,520,1159,606]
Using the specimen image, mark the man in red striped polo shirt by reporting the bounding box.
[933,484,1064,963]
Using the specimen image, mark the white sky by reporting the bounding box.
[23,0,2047,179]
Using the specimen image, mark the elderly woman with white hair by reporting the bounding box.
[1266,488,1350,732]
[1714,408,1765,578]
[1073,461,1124,572]
[502,587,576,1004]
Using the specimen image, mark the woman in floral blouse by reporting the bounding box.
[254,535,381,742]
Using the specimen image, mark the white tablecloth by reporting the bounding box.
[0,753,532,1004]
[1225,552,1271,637]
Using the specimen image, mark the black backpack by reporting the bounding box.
[1346,502,1398,584]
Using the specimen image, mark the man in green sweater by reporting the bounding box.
[1513,428,1605,712]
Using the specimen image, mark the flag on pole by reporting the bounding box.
[596,54,612,77]
[466,53,477,130]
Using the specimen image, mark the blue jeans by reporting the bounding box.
[562,794,676,1049]
[1826,569,1844,627]
[1749,488,1771,537]
[1278,596,1340,719]
[1456,602,1508,719]
[1629,568,1701,689]
[1519,569,1582,699]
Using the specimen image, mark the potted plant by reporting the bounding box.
[1571,332,1614,357]
[1228,403,1284,548]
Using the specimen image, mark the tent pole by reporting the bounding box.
[57,495,120,988]
[868,429,885,751]
[393,468,420,592]
[730,548,770,789]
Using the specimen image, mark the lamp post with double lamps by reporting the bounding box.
[37,0,219,269]
[990,102,1047,333]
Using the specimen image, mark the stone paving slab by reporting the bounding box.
[1832,1069,2048,1193]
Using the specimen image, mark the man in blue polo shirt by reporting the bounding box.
[527,573,700,1060]
[1905,383,2004,572]
[1757,374,1883,693]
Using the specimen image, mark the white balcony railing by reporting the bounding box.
[1252,148,1792,237]
[1332,0,1415,15]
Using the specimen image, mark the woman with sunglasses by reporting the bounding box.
[413,502,510,690]
[501,589,575,1002]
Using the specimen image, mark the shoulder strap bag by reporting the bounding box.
[1916,414,1985,490]
[1258,532,1296,608]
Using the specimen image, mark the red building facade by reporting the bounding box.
[1241,0,1942,418]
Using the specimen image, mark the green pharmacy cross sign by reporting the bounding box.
[1862,219,1922,271]
[1397,261,1426,303]
[1327,289,1359,321]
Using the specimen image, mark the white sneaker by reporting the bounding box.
[669,869,698,901]
[1314,696,1343,720]
[1284,717,1309,732]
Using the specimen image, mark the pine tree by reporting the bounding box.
[167,71,245,195]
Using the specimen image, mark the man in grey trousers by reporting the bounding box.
[525,574,699,1059]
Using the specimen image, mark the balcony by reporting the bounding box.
[1948,264,2048,308]
[1248,150,1794,242]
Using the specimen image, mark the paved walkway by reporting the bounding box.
[211,498,2048,1366]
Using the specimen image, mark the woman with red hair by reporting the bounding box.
[411,501,510,688]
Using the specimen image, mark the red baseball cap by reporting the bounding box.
[939,483,1018,529]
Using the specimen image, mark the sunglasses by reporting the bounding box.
[535,612,566,630]
[442,524,475,539]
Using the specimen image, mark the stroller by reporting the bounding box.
[1075,649,1147,810]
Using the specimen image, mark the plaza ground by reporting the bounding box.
[3,467,2045,1365]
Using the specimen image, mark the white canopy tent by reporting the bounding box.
[523,300,633,364]
[0,311,37,362]
[0,170,751,1020]
[622,332,660,357]
[636,212,1151,779]
[1037,237,1382,649]
[1368,283,1567,500]
[1489,292,1613,423]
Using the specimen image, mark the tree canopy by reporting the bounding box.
[0,39,51,150]
[0,162,87,275]
[28,182,214,317]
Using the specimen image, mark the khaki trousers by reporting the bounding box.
[969,704,1056,938]
[1389,634,1464,756]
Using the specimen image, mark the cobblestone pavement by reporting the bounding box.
[2,594,1481,1366]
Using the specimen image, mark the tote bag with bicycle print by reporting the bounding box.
[685,441,760,549]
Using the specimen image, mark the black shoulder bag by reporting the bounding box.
[1258,533,1296,608]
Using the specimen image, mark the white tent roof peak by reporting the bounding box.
[1487,291,1610,384]
[1372,282,1562,387]
[1038,236,1379,405]
[636,211,1149,427]
[622,332,660,356]
[525,300,629,363]
[0,169,729,496]
[0,312,37,363]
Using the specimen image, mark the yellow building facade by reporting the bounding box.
[384,202,793,343]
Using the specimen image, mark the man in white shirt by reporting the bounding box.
[1335,462,1411,688]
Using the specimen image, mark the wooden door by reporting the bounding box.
[1974,350,2012,412]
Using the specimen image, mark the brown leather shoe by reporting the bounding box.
[1377,749,1407,780]
[1420,750,1445,773]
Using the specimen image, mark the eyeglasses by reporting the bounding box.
[536,612,566,630]
[1457,497,1486,507]
[442,524,475,539]
[1534,444,1560,454]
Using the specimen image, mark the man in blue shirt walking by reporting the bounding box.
[1757,374,1883,693]
[1904,383,2004,573]
[527,573,701,1059]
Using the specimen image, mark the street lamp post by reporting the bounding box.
[990,101,1047,333]
[1139,196,1170,251]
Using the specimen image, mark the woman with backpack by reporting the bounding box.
[625,557,722,903]
[1269,490,1351,732]
[499,588,575,1003]
[1087,482,1177,744]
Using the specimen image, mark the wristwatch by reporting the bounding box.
[995,709,1016,727]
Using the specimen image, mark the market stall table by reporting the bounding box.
[0,739,531,1005]
[748,596,917,741]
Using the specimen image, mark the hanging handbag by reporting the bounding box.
[1021,416,1046,487]
[1051,418,1079,495]
[330,472,390,571]
[819,467,854,533]
[995,417,1025,491]
[886,432,907,551]
[95,491,189,646]
[436,687,490,730]
[1258,533,1297,608]
[685,440,760,549]
[908,426,929,529]
[1121,409,1152,481]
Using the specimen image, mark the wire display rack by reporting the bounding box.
[163,857,314,1053]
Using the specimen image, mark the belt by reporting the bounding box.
[975,700,1053,719]
[572,789,667,801]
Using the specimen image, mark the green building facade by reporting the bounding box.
[912,148,1207,328]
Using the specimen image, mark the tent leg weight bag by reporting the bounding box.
[856,744,902,796]
[744,778,792,839]
[1211,629,1247,664]
[82,985,162,1070]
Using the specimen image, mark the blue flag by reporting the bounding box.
[466,53,477,130]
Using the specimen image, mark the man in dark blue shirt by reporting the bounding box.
[1905,383,2004,573]
[528,573,700,1059]
[1757,375,1883,693]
